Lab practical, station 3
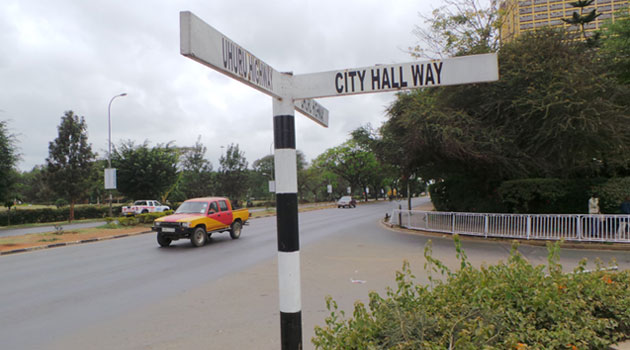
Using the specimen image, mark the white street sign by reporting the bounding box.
[269,180,276,193]
[104,168,116,190]
[291,53,499,99]
[180,11,282,98]
[294,99,329,127]
[180,11,329,127]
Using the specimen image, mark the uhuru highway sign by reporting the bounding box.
[180,11,329,127]
[179,10,498,350]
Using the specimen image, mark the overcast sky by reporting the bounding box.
[1,0,435,171]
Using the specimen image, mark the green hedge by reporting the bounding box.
[594,177,630,214]
[498,178,630,214]
[0,205,124,226]
[498,178,600,214]
[431,177,627,214]
[313,238,630,349]
[429,177,507,213]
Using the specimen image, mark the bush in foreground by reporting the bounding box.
[312,237,630,349]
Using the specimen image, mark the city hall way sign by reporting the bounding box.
[179,10,498,350]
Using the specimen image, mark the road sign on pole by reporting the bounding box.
[294,98,329,127]
[180,11,329,127]
[291,53,498,99]
[179,11,498,350]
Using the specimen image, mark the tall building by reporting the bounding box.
[500,0,629,42]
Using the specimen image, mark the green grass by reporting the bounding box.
[0,218,104,230]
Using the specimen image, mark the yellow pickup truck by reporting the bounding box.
[152,197,249,247]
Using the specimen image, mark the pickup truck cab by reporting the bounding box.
[152,197,249,247]
[122,200,170,216]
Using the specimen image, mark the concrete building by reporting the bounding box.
[500,0,629,42]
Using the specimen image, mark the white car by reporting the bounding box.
[337,196,357,208]
[121,200,170,216]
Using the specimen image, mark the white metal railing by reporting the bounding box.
[390,210,630,243]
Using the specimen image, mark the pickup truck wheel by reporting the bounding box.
[191,227,207,247]
[157,233,171,247]
[230,221,242,239]
[141,209,149,214]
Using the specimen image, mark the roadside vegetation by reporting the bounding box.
[313,237,630,349]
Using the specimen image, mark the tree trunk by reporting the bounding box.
[407,180,412,210]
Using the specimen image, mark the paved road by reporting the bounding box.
[1,198,630,350]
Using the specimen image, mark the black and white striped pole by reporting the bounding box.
[180,10,497,350]
[273,97,302,349]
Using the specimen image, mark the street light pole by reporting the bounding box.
[107,92,127,217]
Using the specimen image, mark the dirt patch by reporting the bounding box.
[0,226,150,253]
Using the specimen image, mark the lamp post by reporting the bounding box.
[106,92,127,217]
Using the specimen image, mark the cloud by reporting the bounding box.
[0,0,430,171]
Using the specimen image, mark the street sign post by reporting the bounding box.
[180,10,498,350]
[291,53,499,99]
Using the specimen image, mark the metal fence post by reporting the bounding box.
[577,215,582,240]
[398,205,402,228]
[452,213,456,234]
[484,215,488,238]
[526,215,531,240]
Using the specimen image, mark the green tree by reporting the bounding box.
[0,120,19,207]
[599,8,630,84]
[299,165,330,202]
[179,136,214,199]
[87,159,107,205]
[216,143,249,206]
[411,0,501,58]
[45,111,95,221]
[112,141,179,201]
[315,140,381,202]
[386,29,630,211]
[562,0,601,40]
[15,165,55,204]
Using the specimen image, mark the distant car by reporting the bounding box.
[337,196,357,208]
[121,200,170,216]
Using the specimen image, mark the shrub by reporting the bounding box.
[136,211,172,224]
[0,205,124,226]
[54,199,68,208]
[429,177,507,213]
[312,237,630,349]
[594,177,630,214]
[117,216,138,226]
[498,178,598,214]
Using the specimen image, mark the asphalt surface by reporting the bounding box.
[2,198,630,349]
